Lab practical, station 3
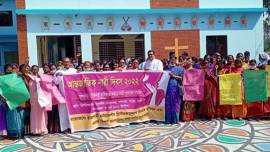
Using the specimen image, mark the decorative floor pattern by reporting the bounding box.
[1,120,270,152]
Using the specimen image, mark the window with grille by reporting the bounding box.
[99,42,124,62]
[135,34,145,59]
[4,51,18,64]
[0,11,13,26]
[93,34,145,62]
[99,35,124,62]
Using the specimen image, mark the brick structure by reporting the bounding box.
[17,15,28,64]
[150,0,199,9]
[16,0,26,9]
[16,0,28,64]
[150,0,200,59]
[151,30,200,59]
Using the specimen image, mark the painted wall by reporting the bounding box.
[200,0,263,8]
[25,11,262,65]
[23,0,264,65]
[200,14,264,59]
[0,0,17,35]
[26,13,258,34]
[25,0,150,9]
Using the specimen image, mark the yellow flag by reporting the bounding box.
[266,65,270,97]
[219,73,242,105]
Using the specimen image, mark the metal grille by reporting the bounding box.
[99,41,124,62]
[135,41,145,59]
[73,35,82,63]
[73,36,81,53]
[37,36,48,65]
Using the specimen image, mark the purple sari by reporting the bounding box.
[0,96,7,132]
[165,65,184,124]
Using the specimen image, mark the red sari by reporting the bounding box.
[216,65,233,118]
[182,102,196,121]
[245,69,264,118]
[263,99,270,115]
[247,102,264,118]
[256,66,270,116]
[182,68,197,121]
[231,67,247,119]
[199,69,217,119]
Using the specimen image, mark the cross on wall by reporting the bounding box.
[165,38,189,60]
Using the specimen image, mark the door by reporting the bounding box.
[206,36,228,57]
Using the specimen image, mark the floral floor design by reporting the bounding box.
[1,120,270,152]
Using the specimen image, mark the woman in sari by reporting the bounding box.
[18,64,31,135]
[231,59,247,119]
[181,57,197,121]
[5,64,27,138]
[29,65,48,135]
[204,55,215,72]
[0,95,7,137]
[165,57,184,124]
[223,55,234,74]
[0,64,12,137]
[236,53,248,69]
[216,55,233,119]
[246,60,264,118]
[257,53,270,116]
[199,59,217,119]
[44,64,61,133]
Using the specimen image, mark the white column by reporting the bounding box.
[27,33,38,65]
[199,32,207,58]
[81,34,93,62]
[144,32,151,59]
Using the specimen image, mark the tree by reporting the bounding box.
[264,0,270,51]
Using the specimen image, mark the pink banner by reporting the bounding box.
[63,71,169,132]
[183,69,205,101]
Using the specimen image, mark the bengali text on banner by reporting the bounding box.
[219,73,242,105]
[63,71,169,132]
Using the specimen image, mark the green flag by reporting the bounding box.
[0,74,30,110]
[243,70,268,103]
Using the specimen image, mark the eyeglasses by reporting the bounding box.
[148,54,154,56]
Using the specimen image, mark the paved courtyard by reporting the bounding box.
[1,120,270,152]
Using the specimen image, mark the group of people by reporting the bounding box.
[164,51,270,124]
[0,49,270,139]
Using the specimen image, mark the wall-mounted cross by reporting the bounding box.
[165,38,189,60]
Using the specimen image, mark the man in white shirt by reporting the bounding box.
[54,57,77,132]
[143,50,163,71]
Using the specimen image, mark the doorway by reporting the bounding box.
[36,35,81,66]
[91,34,145,62]
[206,36,228,57]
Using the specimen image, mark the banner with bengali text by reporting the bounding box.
[266,66,270,97]
[63,71,169,132]
[183,69,205,101]
[219,73,242,105]
[243,70,268,103]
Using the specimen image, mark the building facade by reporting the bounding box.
[0,0,18,70]
[13,0,266,65]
